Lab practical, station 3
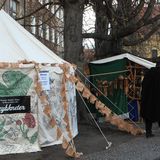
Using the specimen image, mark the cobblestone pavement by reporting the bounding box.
[1,122,160,160]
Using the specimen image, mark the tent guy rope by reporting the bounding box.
[77,90,112,149]
[77,69,144,135]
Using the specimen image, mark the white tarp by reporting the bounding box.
[90,53,156,69]
[38,66,78,147]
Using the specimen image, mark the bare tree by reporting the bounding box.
[62,0,84,63]
[83,0,160,58]
[1,0,160,62]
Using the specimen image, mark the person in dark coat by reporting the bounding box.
[141,65,160,138]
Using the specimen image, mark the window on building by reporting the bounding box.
[51,5,63,20]
[46,25,50,40]
[51,5,55,14]
[56,31,64,47]
[58,8,64,20]
[57,9,61,19]
[42,23,46,39]
[52,28,55,43]
[31,16,36,34]
[56,7,64,20]
[45,0,50,9]
[38,0,43,4]
[9,0,18,18]
[59,34,64,48]
[39,19,43,38]
[108,23,111,35]
[156,0,160,3]
[56,31,60,44]
[54,5,59,18]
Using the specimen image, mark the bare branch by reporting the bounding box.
[82,32,112,40]
[24,6,61,27]
[145,14,160,25]
[15,1,61,21]
[0,0,7,10]
[123,23,160,46]
[128,0,145,20]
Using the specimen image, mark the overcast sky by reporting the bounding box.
[83,6,95,49]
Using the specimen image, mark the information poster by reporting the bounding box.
[39,71,50,91]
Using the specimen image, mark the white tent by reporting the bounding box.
[0,10,78,155]
[0,10,64,64]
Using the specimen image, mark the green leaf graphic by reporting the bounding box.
[0,71,33,96]
[30,132,38,144]
[0,120,5,132]
[0,130,8,139]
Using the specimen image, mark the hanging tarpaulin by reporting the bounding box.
[0,68,40,155]
[0,64,78,156]
[89,58,128,117]
[35,64,80,158]
[38,65,78,147]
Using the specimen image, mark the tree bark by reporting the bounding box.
[94,1,123,58]
[95,1,109,58]
[64,0,83,63]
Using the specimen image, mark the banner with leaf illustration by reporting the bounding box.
[0,66,78,155]
[0,68,40,155]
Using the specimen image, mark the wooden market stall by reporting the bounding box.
[87,53,156,121]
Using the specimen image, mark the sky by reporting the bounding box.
[83,6,95,49]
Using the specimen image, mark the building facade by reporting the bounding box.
[1,0,64,58]
[124,1,160,58]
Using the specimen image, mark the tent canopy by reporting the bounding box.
[88,53,156,118]
[90,53,156,69]
[0,10,65,64]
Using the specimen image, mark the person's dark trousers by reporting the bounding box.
[158,121,160,127]
[145,119,154,138]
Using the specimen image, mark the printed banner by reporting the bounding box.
[0,66,78,154]
[0,68,40,155]
[0,96,30,114]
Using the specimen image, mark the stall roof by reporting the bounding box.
[0,10,65,64]
[90,53,156,69]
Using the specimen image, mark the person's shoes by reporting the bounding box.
[146,133,155,138]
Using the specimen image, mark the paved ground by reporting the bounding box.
[0,121,160,160]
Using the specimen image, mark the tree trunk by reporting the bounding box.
[64,0,83,63]
[95,1,109,59]
[94,1,124,59]
[95,39,124,59]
